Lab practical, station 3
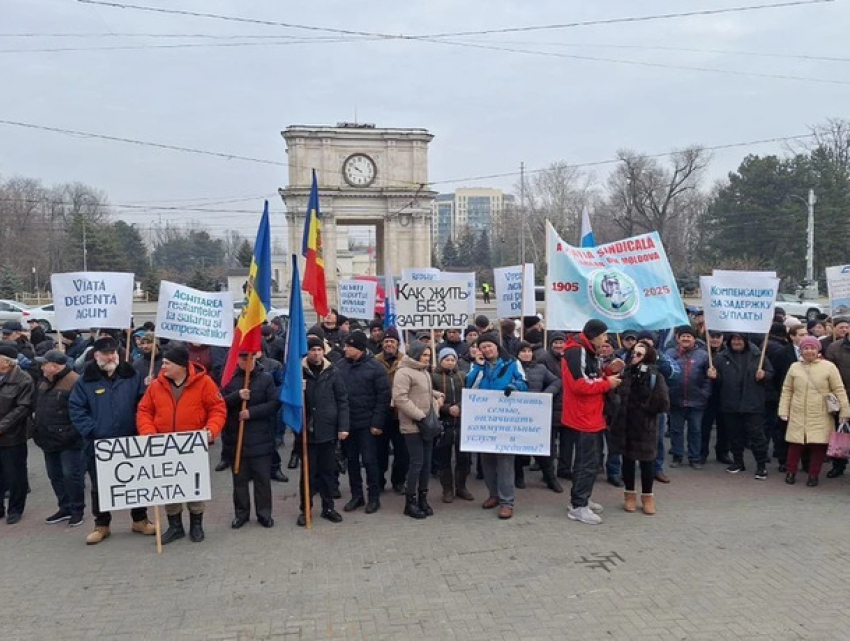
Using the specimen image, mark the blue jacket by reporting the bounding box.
[664,345,711,409]
[69,360,144,442]
[465,356,528,392]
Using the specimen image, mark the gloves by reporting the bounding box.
[504,386,514,397]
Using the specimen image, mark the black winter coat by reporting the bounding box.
[432,366,464,428]
[33,367,81,452]
[222,367,280,458]
[713,343,774,414]
[535,348,564,425]
[304,358,349,444]
[611,364,670,461]
[520,360,561,394]
[336,352,390,431]
[0,364,35,447]
[765,337,797,403]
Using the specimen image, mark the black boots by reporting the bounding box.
[161,514,185,544]
[189,513,205,542]
[418,490,433,516]
[404,494,426,519]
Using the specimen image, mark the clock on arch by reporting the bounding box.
[342,153,377,187]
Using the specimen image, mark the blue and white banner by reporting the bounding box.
[545,221,688,331]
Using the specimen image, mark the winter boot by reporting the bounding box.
[418,490,434,517]
[641,493,656,515]
[160,514,185,544]
[189,513,205,542]
[623,490,637,512]
[439,470,455,503]
[455,470,474,501]
[403,494,426,519]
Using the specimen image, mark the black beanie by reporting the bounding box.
[163,345,189,368]
[523,315,540,330]
[548,331,566,346]
[344,331,369,352]
[477,332,500,347]
[307,324,326,339]
[582,319,608,340]
[307,336,324,350]
[675,325,697,338]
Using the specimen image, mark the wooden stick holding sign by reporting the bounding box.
[148,338,157,379]
[125,328,132,363]
[757,332,770,371]
[431,329,436,369]
[706,328,714,369]
[301,387,312,530]
[154,505,162,554]
[233,353,254,476]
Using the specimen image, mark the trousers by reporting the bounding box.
[232,454,272,521]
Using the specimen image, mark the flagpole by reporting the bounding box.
[233,353,254,476]
[301,387,312,530]
[148,338,157,380]
[706,329,714,369]
[125,328,132,362]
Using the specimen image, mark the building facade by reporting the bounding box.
[431,187,515,250]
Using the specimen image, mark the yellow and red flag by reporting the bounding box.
[301,170,329,317]
[220,201,272,387]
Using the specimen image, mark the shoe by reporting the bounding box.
[257,516,274,528]
[321,509,343,523]
[726,463,745,474]
[716,454,733,465]
[778,464,787,473]
[785,473,796,485]
[392,482,406,495]
[623,491,637,512]
[654,473,671,484]
[418,491,433,517]
[807,475,819,487]
[287,452,300,469]
[86,525,111,544]
[160,514,185,544]
[827,467,844,479]
[332,488,342,499]
[45,509,72,524]
[482,497,499,509]
[439,470,454,503]
[343,496,365,512]
[214,459,230,472]
[189,513,205,542]
[689,460,703,470]
[641,493,656,515]
[364,499,380,514]
[754,467,768,481]
[403,494,426,519]
[515,476,526,489]
[607,476,624,488]
[544,477,564,493]
[498,506,513,519]
[588,500,604,514]
[6,513,21,525]
[69,513,84,528]
[296,513,307,527]
[271,469,289,483]
[231,516,248,529]
[670,457,683,468]
[131,519,156,535]
[567,505,602,525]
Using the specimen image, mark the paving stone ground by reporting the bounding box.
[3,438,850,640]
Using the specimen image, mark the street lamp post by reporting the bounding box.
[789,189,817,298]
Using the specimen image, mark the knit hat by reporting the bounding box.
[383,327,400,343]
[307,336,324,350]
[523,315,540,330]
[517,340,533,353]
[0,342,18,359]
[548,331,566,346]
[369,319,383,330]
[344,330,369,352]
[675,325,696,338]
[464,325,479,339]
[799,336,821,352]
[406,341,428,362]
[582,319,608,340]
[477,332,500,347]
[61,330,79,341]
[438,347,457,363]
[307,324,325,339]
[769,322,788,337]
[162,345,189,367]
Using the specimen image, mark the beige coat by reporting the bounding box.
[778,359,850,445]
[392,356,441,435]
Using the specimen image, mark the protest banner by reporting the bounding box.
[826,265,850,316]
[401,267,441,282]
[401,268,476,315]
[156,281,233,347]
[700,272,779,334]
[394,279,471,330]
[51,271,134,331]
[493,263,535,318]
[95,431,212,511]
[545,222,688,331]
[338,279,377,319]
[459,389,552,456]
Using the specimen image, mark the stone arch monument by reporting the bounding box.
[279,123,436,308]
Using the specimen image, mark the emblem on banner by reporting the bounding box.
[588,269,639,319]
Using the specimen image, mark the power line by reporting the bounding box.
[0,37,361,54]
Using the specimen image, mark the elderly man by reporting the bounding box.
[0,342,35,524]
[2,321,35,361]
[69,336,155,544]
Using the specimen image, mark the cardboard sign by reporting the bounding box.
[51,271,134,331]
[394,279,471,330]
[156,281,233,347]
[338,279,377,319]
[701,272,779,334]
[94,432,212,511]
[459,389,552,456]
[493,264,535,318]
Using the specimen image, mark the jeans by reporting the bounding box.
[232,454,272,521]
[725,412,769,467]
[86,450,148,527]
[0,443,28,517]
[569,429,598,509]
[299,441,337,512]
[482,453,515,507]
[342,429,381,502]
[376,417,408,488]
[700,400,729,460]
[598,430,622,479]
[669,406,704,462]
[404,433,433,495]
[43,448,85,515]
[654,413,667,475]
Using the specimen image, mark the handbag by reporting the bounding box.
[828,421,850,459]
[801,365,841,414]
[416,373,443,441]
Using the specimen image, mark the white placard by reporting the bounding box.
[493,263,535,318]
[401,268,476,316]
[401,268,441,282]
[394,279,471,330]
[459,389,552,455]
[95,432,212,511]
[701,272,779,334]
[338,279,377,319]
[156,281,233,347]
[826,265,850,317]
[51,271,134,331]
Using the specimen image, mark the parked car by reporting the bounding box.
[0,299,31,325]
[26,303,57,332]
[776,293,825,321]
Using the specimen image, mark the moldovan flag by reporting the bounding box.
[220,201,272,387]
[281,255,308,434]
[302,169,329,317]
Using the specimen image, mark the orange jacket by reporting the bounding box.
[137,363,227,439]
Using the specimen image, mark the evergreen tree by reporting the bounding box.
[455,228,475,268]
[236,239,254,268]
[441,237,459,267]
[0,264,23,299]
[187,266,215,291]
[473,230,491,269]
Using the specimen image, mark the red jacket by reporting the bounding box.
[137,363,227,439]
[561,333,611,433]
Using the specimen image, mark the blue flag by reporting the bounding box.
[281,255,308,434]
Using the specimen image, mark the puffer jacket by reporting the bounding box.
[221,365,280,458]
[69,360,143,442]
[336,351,391,431]
[535,347,565,425]
[713,341,774,414]
[303,357,349,444]
[665,345,711,409]
[33,367,81,452]
[779,358,850,444]
[136,363,227,438]
[0,364,35,447]
[521,360,561,395]
[392,355,440,435]
[561,333,610,433]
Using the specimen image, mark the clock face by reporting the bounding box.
[342,153,377,187]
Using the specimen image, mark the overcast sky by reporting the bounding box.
[2,0,848,244]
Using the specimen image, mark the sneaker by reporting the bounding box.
[754,467,768,481]
[689,460,703,470]
[670,457,683,468]
[321,509,343,523]
[45,509,72,524]
[726,463,746,474]
[588,500,604,514]
[567,505,602,525]
[68,513,85,528]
